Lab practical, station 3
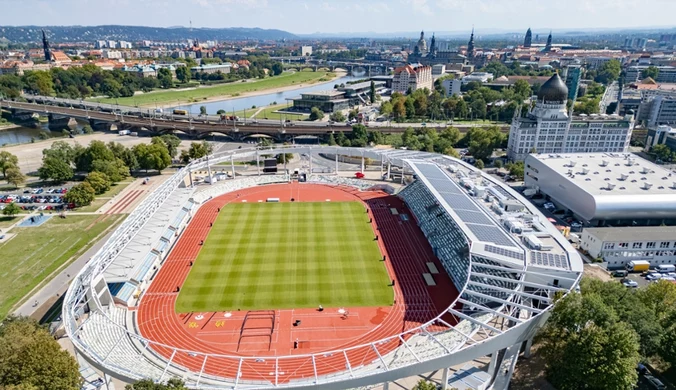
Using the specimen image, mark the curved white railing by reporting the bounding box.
[63,145,582,389]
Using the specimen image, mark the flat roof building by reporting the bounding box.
[524,153,676,226]
[190,63,231,75]
[580,226,676,269]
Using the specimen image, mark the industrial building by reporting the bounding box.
[524,153,676,226]
[580,227,676,269]
[290,81,386,112]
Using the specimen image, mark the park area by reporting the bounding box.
[0,214,122,318]
[175,201,392,313]
[91,71,336,106]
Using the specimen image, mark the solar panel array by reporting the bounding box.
[411,162,517,248]
[485,245,526,261]
[530,251,570,270]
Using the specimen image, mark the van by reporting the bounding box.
[657,264,676,273]
[612,270,628,277]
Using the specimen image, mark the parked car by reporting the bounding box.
[612,270,628,277]
[543,202,555,210]
[622,279,639,288]
[646,273,663,281]
[645,375,666,390]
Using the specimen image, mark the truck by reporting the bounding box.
[173,109,188,115]
[118,130,130,136]
[626,260,651,273]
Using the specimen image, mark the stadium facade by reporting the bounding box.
[64,146,582,390]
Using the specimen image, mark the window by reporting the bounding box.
[619,242,629,248]
[661,242,671,249]
[604,243,615,250]
[633,242,643,249]
[647,242,656,249]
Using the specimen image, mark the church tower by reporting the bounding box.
[42,30,51,62]
[524,28,532,48]
[416,31,428,56]
[429,33,437,57]
[467,27,475,57]
[544,31,553,52]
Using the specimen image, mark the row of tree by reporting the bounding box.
[0,151,26,188]
[539,278,676,389]
[0,55,286,99]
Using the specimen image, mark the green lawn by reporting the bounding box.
[0,214,122,318]
[253,104,308,121]
[176,202,392,312]
[90,72,336,107]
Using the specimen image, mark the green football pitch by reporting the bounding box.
[175,202,393,313]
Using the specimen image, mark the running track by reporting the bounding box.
[136,183,458,383]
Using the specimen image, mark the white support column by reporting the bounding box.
[230,155,235,180]
[256,149,260,176]
[488,350,500,378]
[309,149,313,173]
[361,153,365,173]
[524,337,534,358]
[400,161,405,184]
[440,367,450,390]
[386,161,391,180]
[103,372,112,390]
[283,152,287,175]
[335,149,339,174]
[382,381,389,390]
[206,154,213,185]
[380,155,384,178]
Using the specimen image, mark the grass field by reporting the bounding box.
[0,214,122,318]
[90,71,336,107]
[175,202,392,312]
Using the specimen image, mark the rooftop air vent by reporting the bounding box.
[582,168,590,175]
[641,167,651,174]
[673,182,676,189]
[619,186,626,190]
[631,179,637,183]
[606,182,616,190]
[619,174,629,181]
[604,178,610,181]
[626,158,634,166]
[659,186,665,189]
[583,164,588,167]
[600,160,609,167]
[568,161,577,167]
[615,163,621,166]
[606,169,612,172]
[643,182,653,190]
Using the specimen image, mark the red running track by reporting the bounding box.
[136,183,458,383]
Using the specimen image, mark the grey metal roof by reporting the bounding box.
[584,226,676,242]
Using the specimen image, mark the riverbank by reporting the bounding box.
[91,70,346,108]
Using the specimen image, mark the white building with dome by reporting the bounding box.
[507,73,635,161]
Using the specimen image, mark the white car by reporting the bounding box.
[662,276,676,282]
[622,280,639,288]
[543,202,555,210]
[646,273,663,281]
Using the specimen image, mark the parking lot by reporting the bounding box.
[0,186,73,211]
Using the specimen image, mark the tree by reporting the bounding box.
[466,126,504,160]
[271,62,284,76]
[369,80,376,103]
[42,141,76,164]
[493,159,503,169]
[411,379,437,390]
[125,378,187,390]
[187,141,211,160]
[309,107,324,121]
[22,71,54,96]
[475,159,485,169]
[641,66,659,80]
[595,59,622,84]
[38,156,73,183]
[328,133,337,146]
[2,202,21,217]
[157,134,181,159]
[175,66,190,83]
[329,111,346,122]
[506,161,525,180]
[650,144,673,162]
[63,182,95,207]
[0,316,81,390]
[75,140,114,173]
[199,106,207,116]
[81,124,94,134]
[439,127,461,146]
[512,79,532,100]
[275,153,294,164]
[5,167,25,188]
[0,151,19,180]
[157,68,173,89]
[134,143,171,173]
[216,109,226,115]
[539,292,641,390]
[85,171,111,195]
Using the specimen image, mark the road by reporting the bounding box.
[599,81,619,114]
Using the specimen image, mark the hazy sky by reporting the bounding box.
[1,0,675,35]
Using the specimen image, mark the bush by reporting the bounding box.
[82,124,94,134]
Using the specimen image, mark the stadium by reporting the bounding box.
[63,145,583,390]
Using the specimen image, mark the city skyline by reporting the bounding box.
[1,0,675,36]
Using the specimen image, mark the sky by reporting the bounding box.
[1,0,675,35]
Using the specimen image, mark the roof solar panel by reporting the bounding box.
[466,223,517,247]
[454,209,495,225]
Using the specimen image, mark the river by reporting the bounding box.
[176,75,364,114]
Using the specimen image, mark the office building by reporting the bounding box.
[119,41,132,49]
[462,72,493,84]
[563,65,582,101]
[431,64,446,76]
[392,64,432,94]
[645,125,676,153]
[524,153,676,226]
[290,81,385,112]
[507,74,634,161]
[301,46,313,56]
[442,78,462,97]
[580,227,676,269]
[190,63,231,75]
[642,95,676,127]
[626,66,676,83]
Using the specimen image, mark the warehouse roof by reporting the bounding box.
[584,226,676,242]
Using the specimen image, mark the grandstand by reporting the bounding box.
[63,145,583,390]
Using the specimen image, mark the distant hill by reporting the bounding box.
[0,25,297,43]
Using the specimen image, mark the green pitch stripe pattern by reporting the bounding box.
[175,202,393,313]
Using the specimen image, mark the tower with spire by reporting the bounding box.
[42,30,51,62]
[467,27,475,57]
[544,31,553,52]
[416,31,428,56]
[524,28,532,48]
[429,33,437,57]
